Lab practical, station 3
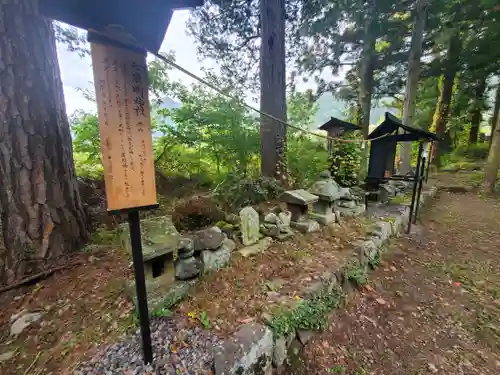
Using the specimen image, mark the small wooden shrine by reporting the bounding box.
[319,116,361,154]
[366,112,439,234]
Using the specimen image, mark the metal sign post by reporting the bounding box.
[128,210,153,363]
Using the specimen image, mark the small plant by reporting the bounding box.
[327,364,345,373]
[172,195,225,230]
[269,289,343,335]
[344,261,368,286]
[152,306,172,318]
[200,310,210,329]
[90,226,119,246]
[369,252,381,268]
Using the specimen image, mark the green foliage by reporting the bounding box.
[327,365,345,374]
[90,226,119,246]
[288,136,330,187]
[215,175,284,209]
[344,261,368,286]
[151,307,172,318]
[200,311,210,329]
[328,132,362,187]
[453,144,490,161]
[369,252,381,268]
[156,80,260,180]
[268,289,343,335]
[70,111,103,178]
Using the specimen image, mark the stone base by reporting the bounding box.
[214,323,273,375]
[175,257,201,280]
[239,237,273,257]
[125,276,195,314]
[276,230,294,242]
[201,239,236,272]
[309,212,335,226]
[335,204,366,218]
[291,220,321,233]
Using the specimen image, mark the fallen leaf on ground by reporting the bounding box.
[376,297,386,305]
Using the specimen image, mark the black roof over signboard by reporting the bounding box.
[39,0,203,53]
[318,117,361,132]
[368,112,440,141]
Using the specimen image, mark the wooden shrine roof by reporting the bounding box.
[318,116,360,132]
[368,112,440,141]
[39,0,203,52]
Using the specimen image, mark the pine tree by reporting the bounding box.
[0,1,89,285]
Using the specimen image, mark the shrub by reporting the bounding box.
[215,175,285,209]
[452,143,489,160]
[287,136,330,187]
[172,195,225,231]
[328,132,362,187]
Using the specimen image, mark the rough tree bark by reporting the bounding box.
[0,0,89,285]
[489,81,500,149]
[468,77,487,144]
[260,0,287,181]
[484,112,500,192]
[399,0,428,174]
[357,0,376,179]
[431,33,461,167]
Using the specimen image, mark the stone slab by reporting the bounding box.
[119,215,180,261]
[214,323,273,375]
[282,190,318,206]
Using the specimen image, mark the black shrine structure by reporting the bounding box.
[38,0,203,365]
[366,112,439,234]
[319,116,361,154]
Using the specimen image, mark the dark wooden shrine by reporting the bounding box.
[367,112,438,183]
[366,112,439,233]
[319,116,361,154]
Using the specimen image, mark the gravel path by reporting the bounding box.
[74,317,222,374]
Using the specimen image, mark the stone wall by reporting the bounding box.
[212,185,437,375]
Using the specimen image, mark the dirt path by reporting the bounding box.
[287,190,500,375]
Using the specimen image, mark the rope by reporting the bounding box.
[151,52,390,144]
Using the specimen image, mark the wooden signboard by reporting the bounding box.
[91,43,157,212]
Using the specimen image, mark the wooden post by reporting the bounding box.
[407,142,423,234]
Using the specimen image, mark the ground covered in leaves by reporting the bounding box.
[177,218,368,336]
[0,247,134,375]
[287,187,500,374]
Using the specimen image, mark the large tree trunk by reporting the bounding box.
[484,112,500,192]
[399,0,428,174]
[0,0,89,285]
[431,33,461,167]
[357,0,376,179]
[468,77,487,144]
[260,0,287,180]
[489,81,500,149]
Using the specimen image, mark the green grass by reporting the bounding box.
[269,289,343,335]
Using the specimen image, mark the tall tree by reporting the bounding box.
[189,0,291,179]
[431,32,461,166]
[399,0,428,174]
[490,80,500,148]
[484,114,500,192]
[357,0,376,139]
[0,1,89,285]
[260,0,287,179]
[467,76,487,144]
